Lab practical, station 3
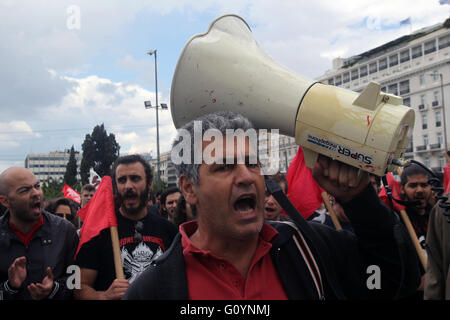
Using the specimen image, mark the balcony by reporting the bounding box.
[430,143,441,150]
[405,147,413,153]
[432,101,440,108]
[418,104,426,111]
[416,145,427,152]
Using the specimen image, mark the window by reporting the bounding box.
[424,134,429,146]
[439,155,445,169]
[433,70,439,82]
[421,94,427,105]
[343,72,350,83]
[335,75,342,86]
[422,114,427,130]
[433,91,440,106]
[400,49,410,63]
[328,78,334,85]
[403,97,411,107]
[369,62,378,74]
[437,132,443,145]
[424,156,430,168]
[389,54,398,67]
[435,111,442,127]
[351,69,359,81]
[419,74,425,86]
[360,65,368,77]
[439,34,450,49]
[412,45,422,59]
[399,80,410,95]
[424,39,436,54]
[379,58,387,71]
[388,84,398,96]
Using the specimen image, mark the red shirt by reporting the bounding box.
[180,221,288,300]
[9,215,44,246]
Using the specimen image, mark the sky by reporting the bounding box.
[0,0,449,173]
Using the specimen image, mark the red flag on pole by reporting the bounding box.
[62,184,81,204]
[378,172,405,212]
[443,163,450,194]
[76,176,117,257]
[286,146,325,219]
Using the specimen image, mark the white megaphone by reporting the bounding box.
[170,14,415,176]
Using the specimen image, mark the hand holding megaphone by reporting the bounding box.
[171,14,415,177]
[312,154,370,204]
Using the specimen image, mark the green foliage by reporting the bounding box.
[63,146,78,187]
[41,177,64,199]
[80,124,120,184]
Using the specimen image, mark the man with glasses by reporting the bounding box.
[74,155,177,300]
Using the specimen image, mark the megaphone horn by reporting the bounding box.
[171,14,415,176]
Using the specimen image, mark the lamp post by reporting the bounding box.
[145,49,168,191]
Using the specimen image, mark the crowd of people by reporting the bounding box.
[0,111,449,300]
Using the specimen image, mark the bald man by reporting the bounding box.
[0,167,79,300]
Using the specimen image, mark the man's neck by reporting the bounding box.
[9,213,39,235]
[190,226,259,278]
[119,207,147,221]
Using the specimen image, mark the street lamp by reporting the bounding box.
[145,49,168,191]
[429,73,447,152]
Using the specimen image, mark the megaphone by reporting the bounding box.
[170,14,415,176]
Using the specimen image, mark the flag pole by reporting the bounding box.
[321,192,342,231]
[110,226,124,279]
[395,167,427,270]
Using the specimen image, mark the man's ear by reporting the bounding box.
[179,175,197,206]
[0,195,9,208]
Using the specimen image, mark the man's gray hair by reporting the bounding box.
[171,111,255,185]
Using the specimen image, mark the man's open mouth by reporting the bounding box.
[31,201,41,213]
[265,206,275,213]
[233,194,256,214]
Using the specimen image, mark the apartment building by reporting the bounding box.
[318,18,450,172]
[24,150,82,183]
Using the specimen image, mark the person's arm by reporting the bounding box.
[312,156,420,298]
[74,268,129,300]
[424,204,445,299]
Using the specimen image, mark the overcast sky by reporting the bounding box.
[0,0,449,173]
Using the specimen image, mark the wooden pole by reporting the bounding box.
[110,226,124,279]
[321,192,342,231]
[399,209,427,270]
[395,167,427,270]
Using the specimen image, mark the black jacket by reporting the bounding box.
[0,210,79,300]
[123,185,420,300]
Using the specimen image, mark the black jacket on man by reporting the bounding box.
[0,210,79,300]
[123,185,420,300]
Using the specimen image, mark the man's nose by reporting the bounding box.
[235,164,255,186]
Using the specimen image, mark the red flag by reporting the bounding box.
[286,146,325,219]
[444,163,450,194]
[75,176,117,257]
[378,172,405,212]
[62,184,81,204]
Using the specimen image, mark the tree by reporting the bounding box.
[64,146,78,187]
[42,177,64,199]
[80,124,120,185]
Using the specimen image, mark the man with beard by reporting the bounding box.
[0,167,78,300]
[399,163,432,299]
[74,155,178,300]
[160,187,181,223]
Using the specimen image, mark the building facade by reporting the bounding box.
[317,19,450,172]
[24,150,82,183]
